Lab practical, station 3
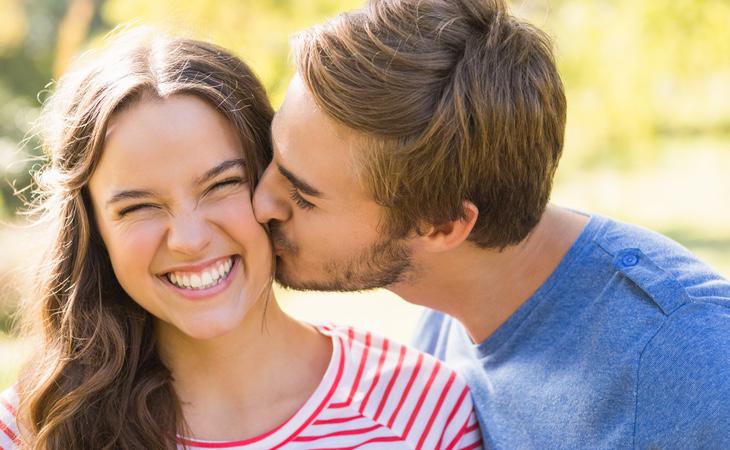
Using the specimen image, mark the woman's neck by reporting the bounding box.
[156,293,332,441]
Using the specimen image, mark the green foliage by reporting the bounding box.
[516,0,730,170]
[102,0,364,106]
[1,0,729,203]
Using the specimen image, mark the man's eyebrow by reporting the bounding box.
[278,163,322,197]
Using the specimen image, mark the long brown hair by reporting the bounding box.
[19,28,273,449]
[294,0,567,248]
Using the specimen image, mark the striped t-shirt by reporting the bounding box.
[1,325,482,449]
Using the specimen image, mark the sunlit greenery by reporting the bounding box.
[0,0,728,389]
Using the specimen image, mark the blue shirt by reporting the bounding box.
[413,214,730,449]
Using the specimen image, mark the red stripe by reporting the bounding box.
[292,423,381,442]
[461,440,482,450]
[417,370,456,449]
[330,331,371,408]
[465,422,479,433]
[359,337,389,414]
[180,336,346,449]
[386,352,424,428]
[312,414,363,425]
[373,344,406,422]
[0,420,20,446]
[434,387,470,449]
[311,434,404,450]
[444,414,472,450]
[269,336,347,450]
[0,398,16,417]
[402,361,441,439]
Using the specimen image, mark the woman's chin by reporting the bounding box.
[158,312,246,342]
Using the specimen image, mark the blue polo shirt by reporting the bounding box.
[413,214,730,449]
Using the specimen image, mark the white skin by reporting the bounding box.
[253,75,589,343]
[88,93,330,440]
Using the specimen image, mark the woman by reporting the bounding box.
[0,29,481,449]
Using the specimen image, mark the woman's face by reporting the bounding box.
[88,94,273,341]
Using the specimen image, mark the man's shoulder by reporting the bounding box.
[638,300,730,376]
[585,215,730,313]
[0,385,21,448]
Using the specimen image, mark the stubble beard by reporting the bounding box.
[273,233,413,292]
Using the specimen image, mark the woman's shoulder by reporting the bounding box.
[315,324,481,448]
[0,385,21,448]
[319,323,471,390]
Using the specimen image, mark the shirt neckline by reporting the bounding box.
[471,213,607,357]
[177,325,344,449]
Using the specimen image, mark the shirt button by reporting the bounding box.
[622,253,640,267]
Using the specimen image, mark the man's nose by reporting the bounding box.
[253,163,291,225]
[166,212,212,256]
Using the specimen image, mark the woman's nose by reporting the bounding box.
[166,212,212,256]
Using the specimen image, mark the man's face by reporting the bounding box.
[253,75,413,291]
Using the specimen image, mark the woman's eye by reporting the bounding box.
[207,177,245,194]
[118,204,157,217]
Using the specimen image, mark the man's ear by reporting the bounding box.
[415,201,478,253]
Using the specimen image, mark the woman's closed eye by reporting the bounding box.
[205,177,246,196]
[117,203,160,217]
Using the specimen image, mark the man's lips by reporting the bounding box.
[270,228,296,253]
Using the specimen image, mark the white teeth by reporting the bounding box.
[201,271,213,285]
[166,257,234,290]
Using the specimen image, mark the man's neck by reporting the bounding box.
[392,205,589,343]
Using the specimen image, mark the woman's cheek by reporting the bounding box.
[214,193,260,227]
[107,220,167,269]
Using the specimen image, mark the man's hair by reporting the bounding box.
[293,0,566,248]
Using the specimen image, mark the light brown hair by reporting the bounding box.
[294,0,566,248]
[19,28,273,449]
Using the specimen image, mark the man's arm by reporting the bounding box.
[634,302,730,448]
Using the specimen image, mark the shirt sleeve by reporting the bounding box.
[0,386,22,449]
[447,410,483,450]
[431,380,483,450]
[634,302,730,449]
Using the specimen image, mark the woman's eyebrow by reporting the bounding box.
[106,189,157,208]
[195,158,246,186]
[105,159,246,209]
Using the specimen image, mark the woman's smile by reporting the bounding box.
[158,255,241,300]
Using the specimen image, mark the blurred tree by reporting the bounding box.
[103,0,363,105]
[1,0,729,217]
[518,0,730,169]
[0,0,108,215]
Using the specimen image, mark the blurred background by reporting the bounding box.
[0,0,729,390]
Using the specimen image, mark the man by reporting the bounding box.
[253,0,730,448]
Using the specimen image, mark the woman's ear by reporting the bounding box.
[414,201,478,253]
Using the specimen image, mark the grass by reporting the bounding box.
[1,142,728,391]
